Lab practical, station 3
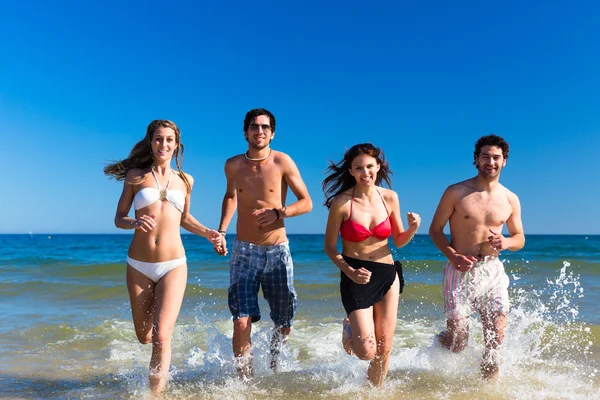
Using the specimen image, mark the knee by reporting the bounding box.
[233,317,252,333]
[354,340,377,360]
[355,348,377,361]
[136,333,152,345]
[152,331,173,347]
[278,327,292,336]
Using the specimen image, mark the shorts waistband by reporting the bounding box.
[446,257,502,268]
[233,239,289,250]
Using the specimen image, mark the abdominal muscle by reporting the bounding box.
[127,202,185,262]
[341,238,394,264]
[450,225,503,259]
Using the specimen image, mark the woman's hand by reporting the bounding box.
[346,267,371,284]
[407,212,421,232]
[206,229,223,246]
[133,215,156,232]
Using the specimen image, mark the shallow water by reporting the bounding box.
[1,234,598,398]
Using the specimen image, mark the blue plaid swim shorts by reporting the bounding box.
[228,240,298,328]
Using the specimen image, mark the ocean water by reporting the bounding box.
[0,234,598,399]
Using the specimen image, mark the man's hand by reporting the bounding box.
[253,208,279,226]
[213,235,228,256]
[449,253,479,272]
[206,230,227,256]
[488,229,508,250]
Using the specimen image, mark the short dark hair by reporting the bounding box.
[243,108,276,133]
[473,134,509,168]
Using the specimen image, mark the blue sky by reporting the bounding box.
[1,0,598,234]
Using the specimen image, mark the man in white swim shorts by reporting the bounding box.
[429,134,525,378]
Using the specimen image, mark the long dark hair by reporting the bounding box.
[104,120,191,192]
[322,143,393,209]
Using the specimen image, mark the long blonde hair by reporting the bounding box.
[104,120,192,192]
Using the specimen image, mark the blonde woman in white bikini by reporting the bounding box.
[104,120,222,394]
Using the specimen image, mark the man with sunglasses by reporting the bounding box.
[215,108,312,380]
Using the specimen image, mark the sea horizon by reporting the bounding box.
[1,232,598,398]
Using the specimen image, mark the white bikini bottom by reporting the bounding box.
[127,256,187,283]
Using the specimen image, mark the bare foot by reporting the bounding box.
[270,347,279,373]
[235,355,254,381]
[436,330,452,350]
[149,373,167,396]
[342,318,354,355]
[480,360,499,379]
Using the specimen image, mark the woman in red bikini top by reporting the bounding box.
[323,143,421,387]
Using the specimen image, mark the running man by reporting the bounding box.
[429,134,525,378]
[215,108,312,379]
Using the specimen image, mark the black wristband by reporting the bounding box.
[217,230,226,236]
[272,208,280,220]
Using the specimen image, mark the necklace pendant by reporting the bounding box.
[159,190,167,200]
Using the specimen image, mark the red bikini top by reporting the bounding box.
[340,187,392,242]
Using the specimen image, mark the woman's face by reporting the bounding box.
[151,127,177,163]
[349,154,380,187]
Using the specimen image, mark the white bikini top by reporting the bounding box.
[133,169,186,213]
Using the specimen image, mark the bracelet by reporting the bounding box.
[217,230,226,236]
[272,208,280,220]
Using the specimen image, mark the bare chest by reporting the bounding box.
[454,192,512,226]
[235,164,284,200]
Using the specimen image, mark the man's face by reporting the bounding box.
[244,115,274,149]
[476,145,506,179]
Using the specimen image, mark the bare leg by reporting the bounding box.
[126,265,155,345]
[148,264,187,394]
[480,311,506,379]
[232,317,253,380]
[270,326,291,373]
[347,307,377,362]
[367,277,400,387]
[342,317,354,355]
[437,318,469,353]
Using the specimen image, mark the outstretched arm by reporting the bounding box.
[180,174,223,248]
[218,158,238,233]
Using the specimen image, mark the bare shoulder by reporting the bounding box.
[224,154,245,172]
[182,171,195,187]
[225,154,245,165]
[125,168,148,185]
[330,189,352,213]
[272,150,295,166]
[502,185,520,205]
[379,186,399,204]
[447,179,475,198]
